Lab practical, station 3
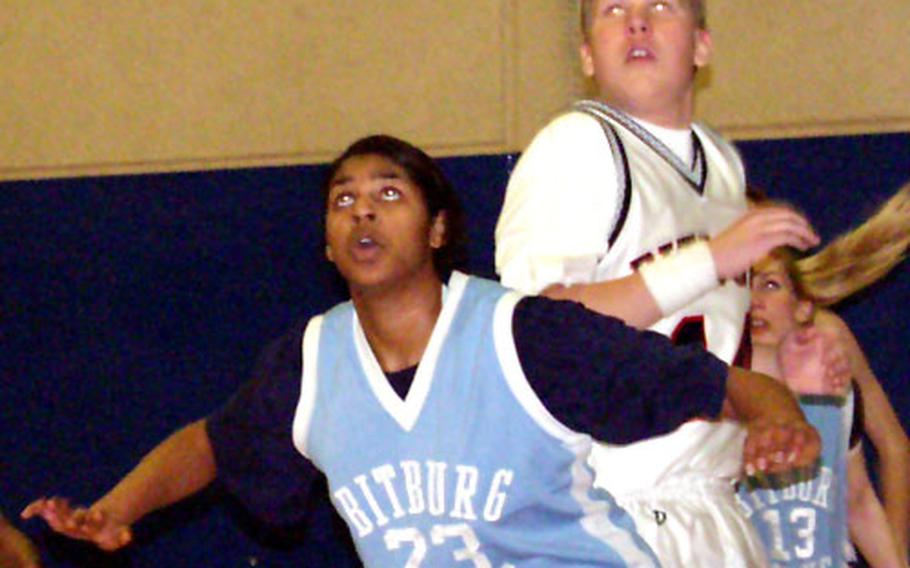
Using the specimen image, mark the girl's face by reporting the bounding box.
[324,153,445,293]
[750,255,814,348]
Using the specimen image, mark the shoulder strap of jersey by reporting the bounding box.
[571,100,631,247]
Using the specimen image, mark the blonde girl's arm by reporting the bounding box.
[818,309,910,554]
[847,445,909,567]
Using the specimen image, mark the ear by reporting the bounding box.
[325,244,334,263]
[693,28,713,69]
[429,211,447,250]
[579,43,596,78]
[794,299,814,325]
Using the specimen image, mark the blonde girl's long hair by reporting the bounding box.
[794,180,910,306]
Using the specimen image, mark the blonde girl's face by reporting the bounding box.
[749,255,814,348]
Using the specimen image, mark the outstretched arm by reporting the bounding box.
[847,446,909,568]
[0,513,40,568]
[544,206,819,329]
[22,419,215,551]
[817,310,910,554]
[543,272,661,329]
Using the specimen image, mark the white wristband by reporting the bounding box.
[638,240,718,316]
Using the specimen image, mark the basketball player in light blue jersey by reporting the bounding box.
[737,371,850,567]
[742,239,909,567]
[24,136,823,567]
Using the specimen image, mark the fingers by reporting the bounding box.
[744,420,821,479]
[778,325,852,396]
[746,207,819,252]
[20,497,132,551]
[744,421,792,476]
[779,327,826,394]
[818,328,851,396]
[712,206,819,279]
[24,497,80,536]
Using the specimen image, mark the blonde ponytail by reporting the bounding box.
[795,181,910,306]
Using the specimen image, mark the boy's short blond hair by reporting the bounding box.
[580,0,707,39]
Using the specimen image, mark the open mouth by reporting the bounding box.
[627,47,654,62]
[349,232,382,262]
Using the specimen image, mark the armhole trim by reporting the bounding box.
[570,104,631,248]
[492,292,586,444]
[602,122,631,247]
[292,315,324,459]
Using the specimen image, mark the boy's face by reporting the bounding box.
[580,0,712,126]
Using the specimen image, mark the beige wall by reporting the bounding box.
[698,2,910,140]
[2,1,908,181]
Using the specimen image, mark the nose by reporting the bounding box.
[749,292,764,312]
[626,8,650,36]
[351,197,376,222]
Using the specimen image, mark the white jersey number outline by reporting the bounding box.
[384,523,513,568]
[760,506,817,561]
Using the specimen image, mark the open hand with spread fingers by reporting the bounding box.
[778,324,851,397]
[21,497,132,552]
[710,205,819,281]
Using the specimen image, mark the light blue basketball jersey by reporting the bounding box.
[291,272,659,567]
[737,396,848,567]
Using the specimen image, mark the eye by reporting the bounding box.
[380,186,402,201]
[651,1,670,12]
[751,274,778,292]
[601,2,624,16]
[332,192,354,208]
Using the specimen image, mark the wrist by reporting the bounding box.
[93,489,139,527]
[638,240,718,316]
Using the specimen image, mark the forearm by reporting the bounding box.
[851,500,907,568]
[879,448,910,554]
[863,379,910,552]
[94,419,217,526]
[543,273,661,329]
[821,309,910,551]
[724,366,804,423]
[849,451,908,567]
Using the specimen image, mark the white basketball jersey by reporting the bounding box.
[574,102,765,566]
[572,101,751,489]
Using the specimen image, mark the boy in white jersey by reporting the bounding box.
[496,1,823,566]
